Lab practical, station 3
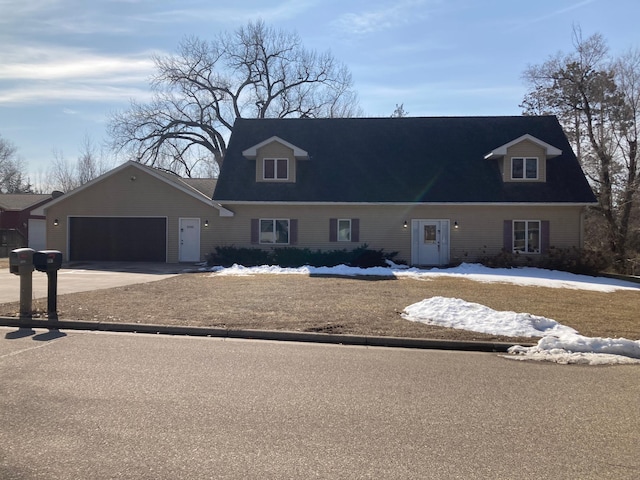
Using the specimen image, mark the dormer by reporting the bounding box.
[484,134,562,183]
[242,136,309,183]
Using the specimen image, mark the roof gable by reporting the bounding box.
[41,161,229,214]
[484,134,562,159]
[242,136,309,159]
[215,116,596,204]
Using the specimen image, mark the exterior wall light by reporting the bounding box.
[204,220,209,227]
[403,220,408,228]
[53,219,59,226]
[454,221,459,229]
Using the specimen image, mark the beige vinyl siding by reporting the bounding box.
[213,203,586,265]
[45,165,219,263]
[255,142,297,183]
[503,140,547,182]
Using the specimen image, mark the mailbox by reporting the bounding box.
[9,248,35,275]
[34,250,63,273]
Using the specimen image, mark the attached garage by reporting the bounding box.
[40,161,231,263]
[69,217,167,262]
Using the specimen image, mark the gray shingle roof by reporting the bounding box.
[182,178,217,198]
[0,194,53,211]
[214,116,597,204]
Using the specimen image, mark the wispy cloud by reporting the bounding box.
[132,0,319,26]
[0,44,157,105]
[331,0,437,35]
[505,0,597,31]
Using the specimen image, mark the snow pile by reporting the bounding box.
[401,296,577,337]
[209,263,640,365]
[401,297,640,365]
[209,262,640,292]
[508,335,640,365]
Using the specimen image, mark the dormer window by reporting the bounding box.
[264,158,288,180]
[242,135,309,185]
[511,157,538,180]
[485,134,561,184]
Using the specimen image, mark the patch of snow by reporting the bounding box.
[401,296,577,337]
[209,262,640,292]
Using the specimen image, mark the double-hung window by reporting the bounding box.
[511,157,538,180]
[513,220,540,253]
[263,158,288,180]
[260,219,290,244]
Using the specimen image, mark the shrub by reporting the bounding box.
[206,246,270,267]
[539,247,609,276]
[477,247,609,275]
[207,244,397,268]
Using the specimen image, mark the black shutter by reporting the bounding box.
[351,218,360,242]
[503,220,512,252]
[329,218,337,242]
[251,219,259,244]
[290,219,298,245]
[541,220,550,253]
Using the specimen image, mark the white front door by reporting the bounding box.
[28,219,46,251]
[179,218,201,262]
[411,219,450,266]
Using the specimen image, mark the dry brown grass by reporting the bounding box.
[1,269,638,343]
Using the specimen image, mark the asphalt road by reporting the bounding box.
[1,327,638,479]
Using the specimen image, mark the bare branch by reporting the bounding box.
[108,20,360,176]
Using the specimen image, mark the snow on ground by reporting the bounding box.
[210,262,640,292]
[209,263,640,365]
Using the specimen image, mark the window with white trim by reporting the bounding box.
[263,158,288,180]
[513,220,540,253]
[511,157,538,180]
[260,219,289,244]
[337,219,351,242]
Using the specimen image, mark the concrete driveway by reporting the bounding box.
[0,262,198,303]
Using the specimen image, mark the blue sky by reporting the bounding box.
[1,0,638,180]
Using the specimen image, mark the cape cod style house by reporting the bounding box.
[41,116,596,266]
[211,116,597,266]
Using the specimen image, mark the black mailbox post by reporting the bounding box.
[34,250,63,320]
[9,248,35,318]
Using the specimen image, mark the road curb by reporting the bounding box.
[0,316,527,353]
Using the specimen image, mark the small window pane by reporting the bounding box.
[512,158,523,179]
[525,158,537,179]
[275,219,289,243]
[276,159,288,179]
[424,225,437,244]
[513,221,526,252]
[528,222,540,252]
[264,159,275,179]
[260,219,274,243]
[338,219,351,242]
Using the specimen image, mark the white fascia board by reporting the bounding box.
[484,134,562,159]
[214,204,235,217]
[242,136,309,159]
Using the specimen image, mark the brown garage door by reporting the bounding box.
[69,217,167,262]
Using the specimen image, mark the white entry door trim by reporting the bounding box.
[179,218,201,262]
[410,219,450,266]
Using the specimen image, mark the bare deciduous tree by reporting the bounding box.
[46,136,113,192]
[521,29,640,271]
[0,133,31,193]
[109,20,361,177]
[391,103,409,118]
